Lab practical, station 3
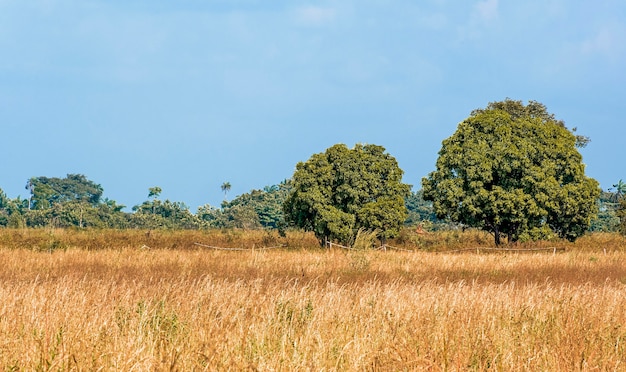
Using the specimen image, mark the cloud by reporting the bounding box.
[580,24,626,62]
[294,6,336,26]
[455,0,499,42]
[474,0,499,22]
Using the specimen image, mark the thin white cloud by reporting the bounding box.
[580,24,626,62]
[474,0,499,22]
[456,0,499,42]
[294,6,336,26]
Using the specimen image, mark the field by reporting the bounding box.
[1,229,626,370]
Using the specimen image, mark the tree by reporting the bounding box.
[147,186,162,215]
[133,196,201,229]
[610,179,626,201]
[148,186,162,200]
[590,190,621,232]
[284,143,411,246]
[220,180,292,229]
[471,98,591,148]
[618,195,626,235]
[422,99,600,245]
[0,188,9,226]
[221,182,231,200]
[404,189,438,226]
[25,174,103,210]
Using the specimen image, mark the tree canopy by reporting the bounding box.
[26,174,103,210]
[196,181,291,230]
[283,143,411,246]
[422,99,600,245]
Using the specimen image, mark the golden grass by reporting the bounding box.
[1,229,626,370]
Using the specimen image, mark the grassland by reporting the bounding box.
[0,228,625,370]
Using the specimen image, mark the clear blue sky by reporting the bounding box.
[1,0,624,210]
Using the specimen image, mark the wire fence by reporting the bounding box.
[325,241,564,254]
[193,241,565,254]
[193,242,285,251]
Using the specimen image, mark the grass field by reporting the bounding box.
[1,229,625,370]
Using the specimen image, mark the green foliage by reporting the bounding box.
[26,174,103,210]
[0,188,8,226]
[589,191,620,232]
[284,143,411,245]
[197,181,291,230]
[221,182,231,200]
[612,180,626,201]
[422,99,600,245]
[404,189,438,226]
[148,186,162,199]
[617,195,626,236]
[132,199,201,229]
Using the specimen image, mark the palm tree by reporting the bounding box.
[611,180,626,202]
[221,182,231,201]
[148,186,162,214]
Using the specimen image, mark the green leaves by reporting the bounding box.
[423,99,600,245]
[284,144,411,246]
[26,174,104,210]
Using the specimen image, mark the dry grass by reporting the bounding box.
[1,229,626,370]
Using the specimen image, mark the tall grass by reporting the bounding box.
[1,229,625,370]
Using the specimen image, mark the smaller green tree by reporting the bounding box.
[284,143,411,246]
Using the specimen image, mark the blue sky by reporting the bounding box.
[1,0,625,210]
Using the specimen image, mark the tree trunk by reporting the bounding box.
[494,227,501,246]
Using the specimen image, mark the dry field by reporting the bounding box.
[1,229,626,371]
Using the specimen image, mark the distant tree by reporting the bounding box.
[610,180,626,201]
[134,188,201,229]
[132,199,200,229]
[148,186,162,199]
[404,190,438,226]
[284,144,411,246]
[25,179,34,210]
[0,188,9,226]
[589,190,621,232]
[222,181,291,229]
[147,186,162,214]
[196,204,223,227]
[618,195,626,235]
[423,99,600,245]
[221,182,231,200]
[25,174,103,210]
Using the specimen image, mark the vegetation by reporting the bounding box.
[423,99,600,245]
[0,99,622,241]
[618,195,626,235]
[221,182,231,200]
[0,97,624,369]
[283,143,411,246]
[0,229,625,370]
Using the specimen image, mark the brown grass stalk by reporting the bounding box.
[0,229,625,370]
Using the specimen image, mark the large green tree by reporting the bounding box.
[422,99,600,245]
[284,143,411,246]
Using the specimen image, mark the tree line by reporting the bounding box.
[1,99,625,245]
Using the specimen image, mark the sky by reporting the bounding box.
[1,0,625,211]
